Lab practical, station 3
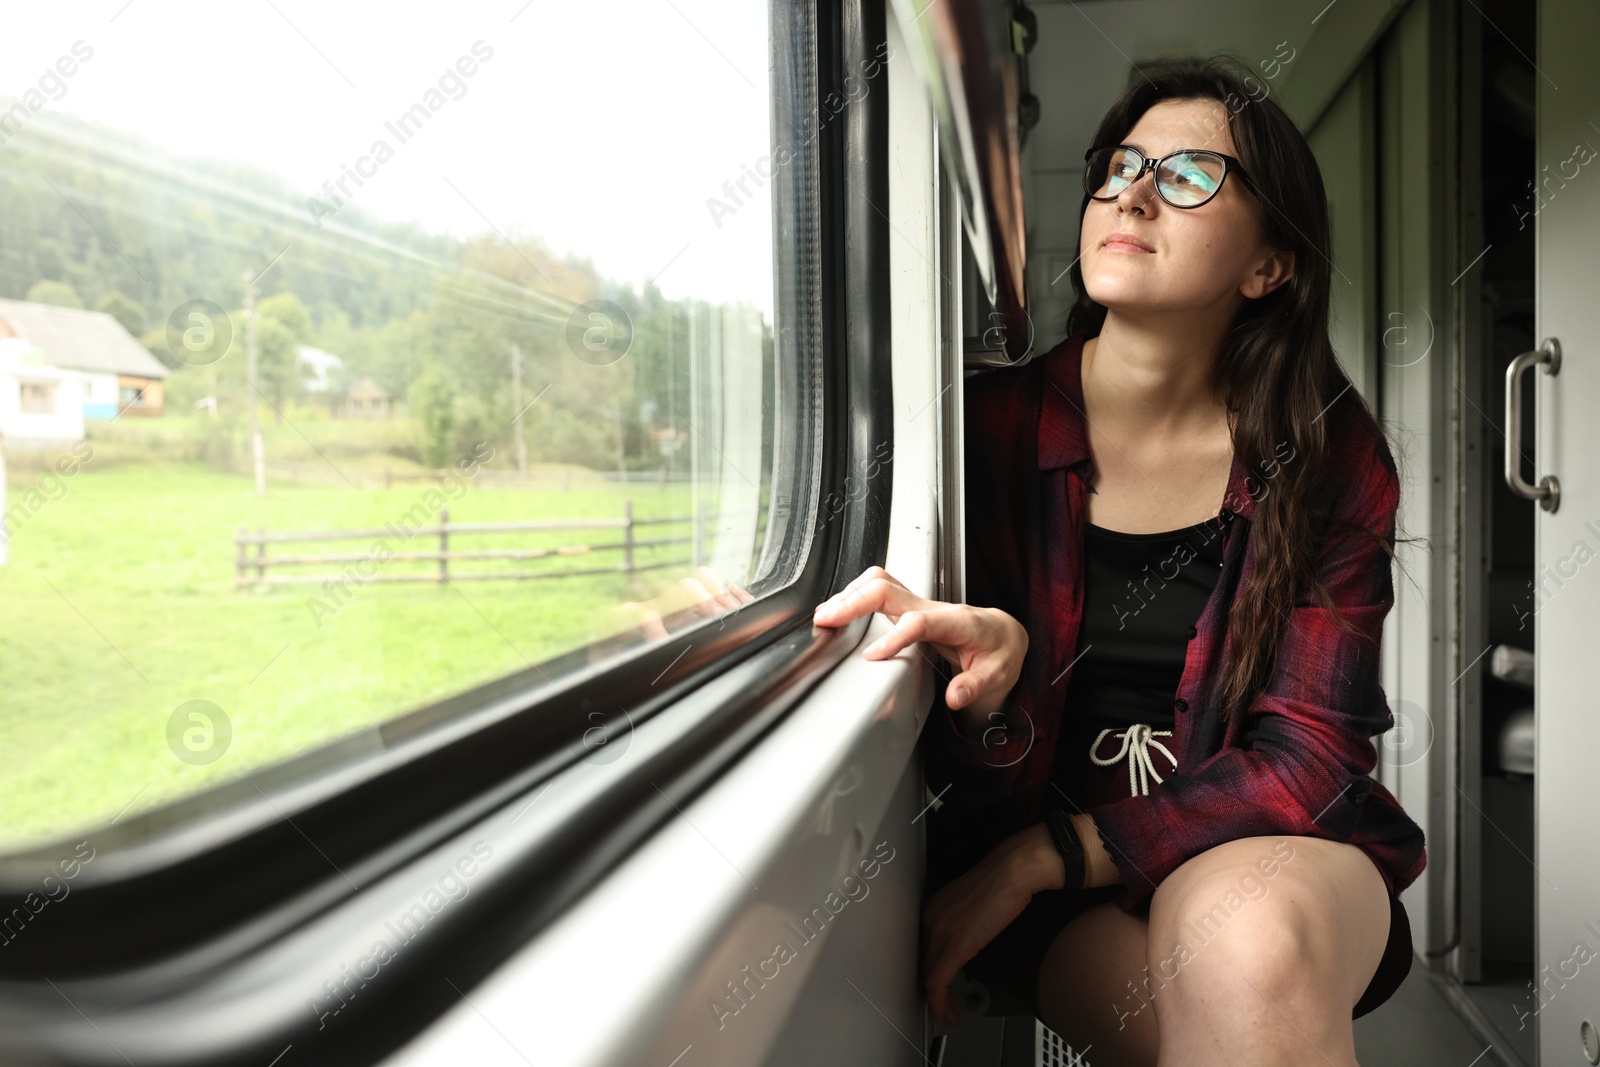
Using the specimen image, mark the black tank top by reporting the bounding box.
[1063,517,1226,736]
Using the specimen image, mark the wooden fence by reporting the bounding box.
[235,498,717,588]
[375,467,696,489]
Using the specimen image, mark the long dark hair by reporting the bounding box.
[1065,56,1396,720]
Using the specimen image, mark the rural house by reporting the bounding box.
[0,337,90,445]
[343,376,396,418]
[0,299,171,434]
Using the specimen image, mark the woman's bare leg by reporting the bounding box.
[1035,836,1391,1067]
[1035,902,1160,1067]
[1145,836,1390,1067]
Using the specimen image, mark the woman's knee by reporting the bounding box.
[1150,840,1299,992]
[1149,884,1314,1007]
[1145,836,1386,1014]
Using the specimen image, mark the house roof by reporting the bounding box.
[0,299,171,380]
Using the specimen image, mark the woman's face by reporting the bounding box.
[1078,97,1293,320]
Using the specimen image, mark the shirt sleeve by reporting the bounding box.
[1085,431,1402,907]
[930,662,1033,754]
[920,365,1039,808]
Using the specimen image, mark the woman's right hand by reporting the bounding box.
[811,566,1028,727]
[921,822,1064,1028]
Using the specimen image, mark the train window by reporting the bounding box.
[0,2,819,852]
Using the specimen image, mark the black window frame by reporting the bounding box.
[0,0,893,1062]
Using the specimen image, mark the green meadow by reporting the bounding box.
[0,445,703,851]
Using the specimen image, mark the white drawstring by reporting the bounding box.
[1089,724,1178,797]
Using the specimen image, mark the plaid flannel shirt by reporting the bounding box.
[922,331,1427,911]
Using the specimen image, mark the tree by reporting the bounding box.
[257,291,312,342]
[408,365,457,468]
[254,292,313,418]
[26,280,83,309]
[95,291,146,336]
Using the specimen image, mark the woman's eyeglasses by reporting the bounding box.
[1083,145,1255,209]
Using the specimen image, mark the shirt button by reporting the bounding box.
[1175,698,1189,713]
[1186,625,1197,639]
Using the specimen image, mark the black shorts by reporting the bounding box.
[925,802,1413,1023]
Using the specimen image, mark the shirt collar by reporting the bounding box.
[1034,329,1259,523]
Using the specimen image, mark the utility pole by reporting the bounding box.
[243,271,265,497]
[510,343,527,475]
[613,396,626,482]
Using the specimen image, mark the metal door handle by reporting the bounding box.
[1504,336,1561,513]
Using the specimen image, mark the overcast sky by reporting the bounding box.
[5,0,776,314]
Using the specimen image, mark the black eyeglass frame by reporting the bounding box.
[1083,144,1257,209]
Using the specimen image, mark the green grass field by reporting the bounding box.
[0,456,712,851]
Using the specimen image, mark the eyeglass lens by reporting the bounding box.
[1087,147,1228,207]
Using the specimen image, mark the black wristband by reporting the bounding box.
[1043,804,1087,891]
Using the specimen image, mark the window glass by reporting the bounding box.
[0,0,814,850]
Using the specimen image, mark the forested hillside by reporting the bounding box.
[0,107,761,471]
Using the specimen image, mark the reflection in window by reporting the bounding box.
[0,1,813,850]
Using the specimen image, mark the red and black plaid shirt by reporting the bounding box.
[923,331,1427,911]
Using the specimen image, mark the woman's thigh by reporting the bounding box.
[1034,836,1391,1067]
[1035,902,1159,1067]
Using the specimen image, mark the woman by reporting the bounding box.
[813,58,1426,1066]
